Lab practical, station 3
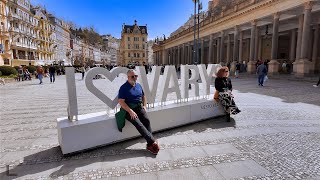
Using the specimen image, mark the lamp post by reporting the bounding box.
[192,0,197,65]
[192,0,201,65]
[197,2,202,64]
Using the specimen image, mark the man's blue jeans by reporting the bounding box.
[38,74,43,84]
[50,73,55,82]
[258,75,265,85]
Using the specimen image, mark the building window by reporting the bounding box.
[142,44,145,49]
[134,30,139,33]
[4,59,9,65]
[142,29,145,34]
[127,28,130,33]
[134,53,136,57]
[142,37,145,42]
[143,53,145,57]
[127,37,130,41]
[128,44,130,49]
[128,53,130,57]
[137,53,140,58]
[134,37,139,41]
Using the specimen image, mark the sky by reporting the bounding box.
[30,0,209,40]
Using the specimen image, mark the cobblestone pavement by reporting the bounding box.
[0,73,320,180]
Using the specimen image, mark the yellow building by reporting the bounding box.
[0,0,11,66]
[7,0,38,66]
[31,6,55,65]
[119,20,148,66]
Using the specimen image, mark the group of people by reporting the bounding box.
[35,65,58,84]
[17,66,32,81]
[116,66,241,155]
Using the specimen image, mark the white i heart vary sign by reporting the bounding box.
[65,64,221,121]
[85,67,129,109]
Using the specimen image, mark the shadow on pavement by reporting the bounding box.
[0,115,236,179]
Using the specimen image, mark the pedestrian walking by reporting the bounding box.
[235,62,240,78]
[18,66,23,81]
[117,69,160,155]
[49,65,56,83]
[81,66,86,80]
[36,66,44,84]
[214,67,241,122]
[282,61,287,73]
[143,62,148,74]
[256,61,267,86]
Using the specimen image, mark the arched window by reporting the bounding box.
[127,28,130,33]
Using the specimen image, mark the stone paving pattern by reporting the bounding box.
[0,73,320,180]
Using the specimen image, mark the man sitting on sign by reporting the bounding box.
[118,69,160,155]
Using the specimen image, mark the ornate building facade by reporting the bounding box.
[101,34,120,65]
[31,6,55,65]
[7,0,38,66]
[0,0,10,66]
[119,20,148,66]
[49,15,71,65]
[153,0,320,76]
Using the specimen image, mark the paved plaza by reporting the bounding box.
[0,73,320,180]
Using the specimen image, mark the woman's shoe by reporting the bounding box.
[226,113,231,122]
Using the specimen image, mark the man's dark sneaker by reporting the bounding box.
[146,142,160,155]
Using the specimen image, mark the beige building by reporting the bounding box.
[6,0,39,66]
[31,6,56,65]
[0,0,10,66]
[153,0,320,76]
[49,15,71,65]
[119,20,148,66]
[70,34,85,66]
[101,34,120,65]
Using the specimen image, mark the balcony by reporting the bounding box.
[9,27,20,33]
[8,12,22,21]
[0,27,9,37]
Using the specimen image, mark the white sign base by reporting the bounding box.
[57,98,225,155]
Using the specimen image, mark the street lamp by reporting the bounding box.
[192,0,201,65]
[27,37,31,66]
[192,0,198,65]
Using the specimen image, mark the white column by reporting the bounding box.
[311,25,319,73]
[295,1,314,76]
[249,20,256,61]
[247,20,258,74]
[208,34,213,64]
[271,13,280,60]
[300,2,312,59]
[200,39,205,64]
[226,34,231,63]
[312,25,319,62]
[177,46,181,66]
[296,15,304,61]
[233,26,239,62]
[217,38,220,62]
[254,27,259,61]
[219,31,225,62]
[290,29,297,61]
[239,31,243,62]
